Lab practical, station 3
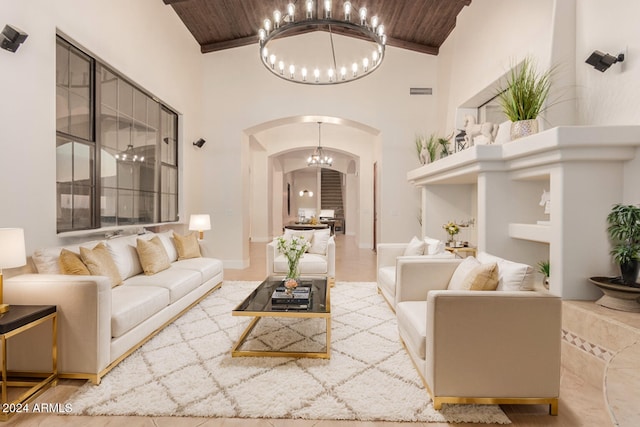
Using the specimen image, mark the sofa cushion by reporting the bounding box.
[136,236,171,275]
[461,262,499,290]
[106,235,144,280]
[273,253,327,274]
[172,257,223,283]
[397,301,427,360]
[80,242,123,287]
[447,256,480,290]
[156,230,178,262]
[111,285,170,338]
[32,239,103,274]
[173,232,202,260]
[122,266,202,303]
[308,229,331,255]
[377,265,396,298]
[477,252,534,291]
[403,236,425,256]
[59,249,90,275]
[282,229,315,250]
[424,236,446,255]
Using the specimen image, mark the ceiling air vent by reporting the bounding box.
[409,87,433,95]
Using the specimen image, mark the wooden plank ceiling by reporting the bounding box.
[162,0,472,55]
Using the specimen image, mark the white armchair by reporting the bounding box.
[377,237,454,310]
[395,254,562,415]
[267,229,335,278]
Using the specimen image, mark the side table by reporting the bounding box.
[445,246,477,258]
[0,305,57,421]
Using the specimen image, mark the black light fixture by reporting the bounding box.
[1,24,28,53]
[193,138,206,148]
[585,50,625,72]
[307,122,332,167]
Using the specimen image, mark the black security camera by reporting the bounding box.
[585,50,625,72]
[1,24,28,53]
[193,138,206,148]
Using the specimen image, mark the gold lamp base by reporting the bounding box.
[0,304,9,314]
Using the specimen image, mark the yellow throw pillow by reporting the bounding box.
[461,262,499,291]
[136,237,171,275]
[173,232,201,260]
[59,248,90,275]
[80,242,123,287]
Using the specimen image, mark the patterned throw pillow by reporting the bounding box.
[80,242,123,287]
[173,232,202,260]
[59,248,90,275]
[136,236,171,275]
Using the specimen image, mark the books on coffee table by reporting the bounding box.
[271,285,311,305]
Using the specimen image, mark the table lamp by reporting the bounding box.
[0,228,26,313]
[189,214,211,240]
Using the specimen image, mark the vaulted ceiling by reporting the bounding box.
[162,0,472,55]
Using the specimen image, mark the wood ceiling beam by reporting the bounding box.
[163,0,193,5]
[201,35,257,53]
[385,37,439,55]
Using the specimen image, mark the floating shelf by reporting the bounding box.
[508,223,551,243]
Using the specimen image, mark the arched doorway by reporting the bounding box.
[243,115,380,251]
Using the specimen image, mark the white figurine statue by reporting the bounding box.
[539,190,550,214]
[463,115,499,146]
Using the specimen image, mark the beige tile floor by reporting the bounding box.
[5,235,612,426]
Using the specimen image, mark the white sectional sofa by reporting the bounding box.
[377,236,454,310]
[4,230,223,384]
[395,252,562,414]
[266,228,335,278]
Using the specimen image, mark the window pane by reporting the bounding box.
[56,87,70,134]
[101,187,117,227]
[139,161,156,192]
[69,92,91,140]
[73,142,93,183]
[57,182,73,232]
[101,68,117,110]
[118,80,133,118]
[69,49,91,99]
[101,108,118,150]
[161,193,177,222]
[56,42,69,86]
[118,161,134,190]
[72,185,93,229]
[136,191,156,223]
[101,148,117,188]
[118,189,134,224]
[133,89,147,124]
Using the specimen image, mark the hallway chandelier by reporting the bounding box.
[258,1,386,85]
[307,122,332,167]
[114,144,144,163]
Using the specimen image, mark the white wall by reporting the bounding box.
[0,0,203,258]
[201,37,438,266]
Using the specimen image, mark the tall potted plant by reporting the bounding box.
[497,56,555,140]
[606,203,640,286]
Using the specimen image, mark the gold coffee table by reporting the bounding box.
[231,276,332,359]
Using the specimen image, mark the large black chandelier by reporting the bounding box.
[258,1,386,85]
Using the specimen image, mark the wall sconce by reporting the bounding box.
[585,50,625,72]
[299,190,313,197]
[193,138,206,148]
[188,214,211,240]
[1,24,28,53]
[0,228,26,313]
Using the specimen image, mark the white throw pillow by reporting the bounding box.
[308,229,331,255]
[424,236,445,255]
[477,252,534,291]
[403,236,425,256]
[447,256,480,290]
[156,230,178,262]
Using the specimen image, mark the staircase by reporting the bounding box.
[321,169,344,232]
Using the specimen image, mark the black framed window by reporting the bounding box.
[56,36,179,233]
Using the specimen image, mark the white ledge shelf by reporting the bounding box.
[407,125,640,186]
[508,223,551,243]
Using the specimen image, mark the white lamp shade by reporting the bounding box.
[0,228,26,269]
[189,214,211,231]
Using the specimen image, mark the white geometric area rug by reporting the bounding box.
[68,281,511,424]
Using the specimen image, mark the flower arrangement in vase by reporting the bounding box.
[276,235,310,283]
[443,221,460,246]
